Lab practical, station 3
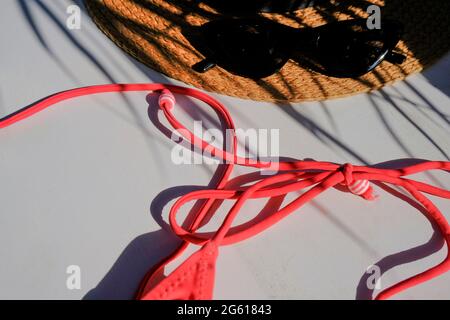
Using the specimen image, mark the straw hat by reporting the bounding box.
[85,0,450,102]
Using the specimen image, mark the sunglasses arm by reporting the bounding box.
[385,51,407,65]
[193,58,217,73]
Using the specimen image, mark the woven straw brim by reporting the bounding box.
[85,0,450,102]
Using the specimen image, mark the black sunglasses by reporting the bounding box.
[188,18,406,79]
[202,0,327,13]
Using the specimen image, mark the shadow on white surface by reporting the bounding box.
[424,54,450,98]
[83,229,181,299]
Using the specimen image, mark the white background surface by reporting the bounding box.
[0,0,449,299]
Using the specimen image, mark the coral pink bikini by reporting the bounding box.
[2,83,450,300]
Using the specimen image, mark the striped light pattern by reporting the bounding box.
[158,89,176,110]
[347,179,370,196]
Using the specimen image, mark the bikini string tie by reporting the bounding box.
[340,163,375,200]
[1,84,450,300]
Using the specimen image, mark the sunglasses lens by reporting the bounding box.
[203,0,325,13]
[315,20,402,77]
[200,19,290,78]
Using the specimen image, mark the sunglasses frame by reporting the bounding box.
[188,17,406,79]
[202,0,326,13]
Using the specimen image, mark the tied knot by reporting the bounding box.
[341,163,355,186]
[340,163,375,200]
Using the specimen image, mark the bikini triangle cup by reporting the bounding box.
[2,83,450,300]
